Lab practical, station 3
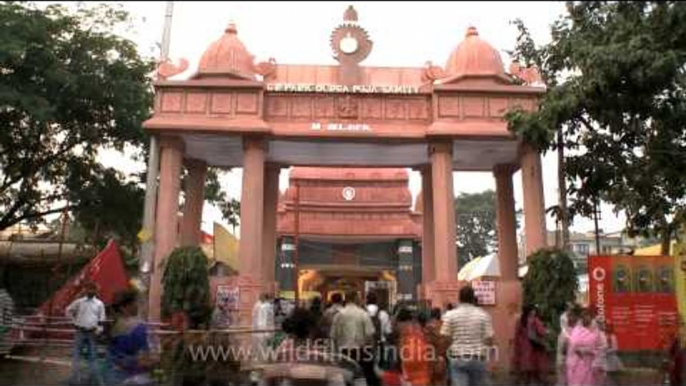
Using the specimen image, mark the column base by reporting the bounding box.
[209,275,270,328]
[423,280,464,309]
[484,280,522,373]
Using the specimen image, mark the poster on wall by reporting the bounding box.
[589,255,678,351]
[472,280,496,306]
[213,285,239,328]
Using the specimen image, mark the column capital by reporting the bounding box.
[428,141,453,157]
[493,163,518,176]
[265,162,282,173]
[242,136,268,152]
[159,135,184,151]
[184,157,207,169]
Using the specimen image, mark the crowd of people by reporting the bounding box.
[63,283,686,386]
[512,303,624,386]
[256,285,493,386]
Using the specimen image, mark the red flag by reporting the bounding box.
[38,239,129,316]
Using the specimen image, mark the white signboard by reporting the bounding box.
[472,280,496,306]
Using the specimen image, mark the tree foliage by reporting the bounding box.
[505,2,686,254]
[455,191,497,267]
[522,248,578,331]
[0,2,154,230]
[161,246,212,328]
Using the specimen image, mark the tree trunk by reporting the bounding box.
[661,228,672,256]
[557,128,570,250]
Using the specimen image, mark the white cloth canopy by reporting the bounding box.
[457,254,501,281]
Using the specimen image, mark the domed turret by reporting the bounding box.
[197,22,256,80]
[445,26,505,78]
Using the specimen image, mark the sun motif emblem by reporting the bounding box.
[330,6,372,64]
[342,187,356,201]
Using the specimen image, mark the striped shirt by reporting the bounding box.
[440,303,493,358]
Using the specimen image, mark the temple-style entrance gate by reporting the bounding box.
[143,6,548,368]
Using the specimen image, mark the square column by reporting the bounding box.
[148,136,184,322]
[180,159,207,247]
[520,144,548,256]
[491,164,523,372]
[262,164,280,292]
[238,137,266,283]
[430,141,458,281]
[396,240,416,302]
[420,168,435,284]
[494,164,518,281]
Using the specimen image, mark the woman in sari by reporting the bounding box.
[513,305,548,385]
[423,308,449,385]
[396,308,431,386]
[566,307,602,386]
[106,289,159,386]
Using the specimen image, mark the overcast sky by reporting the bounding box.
[93,1,627,236]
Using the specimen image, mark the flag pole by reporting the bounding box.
[139,1,174,321]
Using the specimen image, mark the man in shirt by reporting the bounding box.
[365,292,392,370]
[440,285,494,386]
[66,282,106,385]
[331,290,377,386]
[252,293,275,360]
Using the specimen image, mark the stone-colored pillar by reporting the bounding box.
[149,136,184,322]
[421,168,435,284]
[494,164,519,281]
[521,144,548,256]
[430,141,458,281]
[262,164,280,292]
[180,159,207,247]
[239,137,266,283]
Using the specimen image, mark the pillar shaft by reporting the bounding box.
[180,159,207,247]
[421,168,435,284]
[239,137,266,283]
[149,136,183,322]
[494,164,519,281]
[430,141,458,282]
[262,165,280,288]
[521,144,548,256]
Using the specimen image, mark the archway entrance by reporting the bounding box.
[142,5,549,370]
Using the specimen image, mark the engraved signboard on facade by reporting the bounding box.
[311,122,371,132]
[266,83,420,94]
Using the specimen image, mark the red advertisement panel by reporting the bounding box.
[589,255,678,351]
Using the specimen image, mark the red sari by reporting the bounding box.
[513,316,548,374]
[399,322,431,386]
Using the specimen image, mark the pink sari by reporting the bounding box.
[566,325,601,386]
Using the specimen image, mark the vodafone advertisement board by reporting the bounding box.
[589,255,678,351]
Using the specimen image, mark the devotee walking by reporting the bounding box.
[252,293,275,360]
[105,289,159,386]
[441,285,494,386]
[556,308,579,386]
[66,282,106,386]
[331,291,378,386]
[396,307,431,386]
[322,293,344,340]
[366,292,392,369]
[566,307,602,386]
[513,304,549,386]
[601,324,623,386]
[424,308,450,385]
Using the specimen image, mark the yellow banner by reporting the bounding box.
[213,222,239,271]
[675,227,686,341]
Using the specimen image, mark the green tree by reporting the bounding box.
[455,191,497,267]
[0,2,154,230]
[505,2,686,255]
[522,248,578,332]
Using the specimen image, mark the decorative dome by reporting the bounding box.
[445,26,505,78]
[197,22,256,79]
